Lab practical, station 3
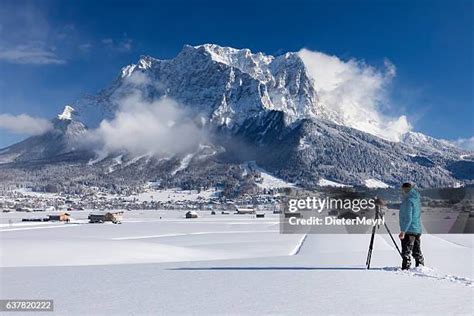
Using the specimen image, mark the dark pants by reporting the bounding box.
[401,233,424,269]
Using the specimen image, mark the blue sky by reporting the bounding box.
[0,0,472,148]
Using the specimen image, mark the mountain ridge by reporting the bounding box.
[0,44,472,191]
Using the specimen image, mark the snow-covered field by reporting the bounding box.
[0,210,472,315]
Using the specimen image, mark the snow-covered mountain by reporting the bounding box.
[0,44,472,189]
[0,105,90,165]
[76,44,341,129]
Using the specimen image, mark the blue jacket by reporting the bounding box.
[399,188,422,234]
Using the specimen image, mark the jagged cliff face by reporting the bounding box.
[0,44,472,188]
[76,44,340,129]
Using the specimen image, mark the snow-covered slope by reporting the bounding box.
[364,178,391,188]
[402,131,463,158]
[318,178,352,187]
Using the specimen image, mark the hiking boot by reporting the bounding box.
[402,259,411,270]
[415,261,424,267]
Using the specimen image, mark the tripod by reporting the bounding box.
[366,204,402,269]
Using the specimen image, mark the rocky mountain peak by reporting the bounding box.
[57,105,76,120]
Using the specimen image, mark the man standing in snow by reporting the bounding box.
[399,182,424,270]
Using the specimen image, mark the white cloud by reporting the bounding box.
[298,49,411,141]
[84,91,207,157]
[451,137,474,151]
[0,3,96,66]
[124,71,151,86]
[119,39,132,52]
[120,71,166,93]
[0,113,53,135]
[0,3,67,65]
[0,45,65,65]
[102,37,132,52]
[101,38,113,45]
[78,43,92,52]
